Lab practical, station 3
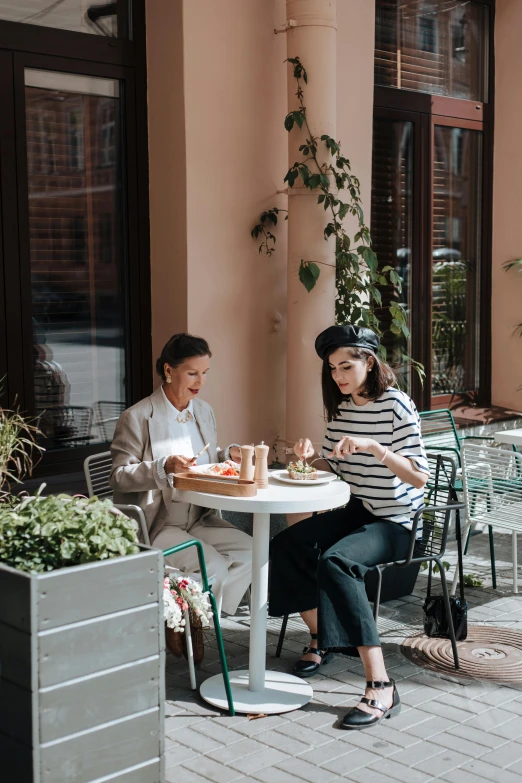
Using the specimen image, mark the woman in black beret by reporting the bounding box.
[269,325,429,730]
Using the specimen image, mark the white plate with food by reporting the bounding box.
[188,461,241,481]
[270,465,337,486]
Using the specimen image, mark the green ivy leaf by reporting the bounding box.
[284,113,295,132]
[299,261,321,292]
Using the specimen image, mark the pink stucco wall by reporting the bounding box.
[492,0,522,409]
[147,0,376,448]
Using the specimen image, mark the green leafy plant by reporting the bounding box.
[503,258,522,339]
[0,490,140,573]
[251,57,421,377]
[0,393,44,498]
[462,573,483,588]
[421,560,450,573]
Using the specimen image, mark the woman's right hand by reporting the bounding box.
[294,438,315,461]
[165,455,197,475]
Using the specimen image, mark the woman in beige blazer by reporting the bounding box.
[110,333,252,615]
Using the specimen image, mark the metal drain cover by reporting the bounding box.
[400,626,522,682]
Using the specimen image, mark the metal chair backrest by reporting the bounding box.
[461,444,522,533]
[420,409,461,459]
[417,452,459,560]
[84,451,113,499]
[94,401,125,443]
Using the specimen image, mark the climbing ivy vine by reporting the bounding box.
[252,57,421,375]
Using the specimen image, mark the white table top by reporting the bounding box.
[176,473,351,514]
[494,428,522,446]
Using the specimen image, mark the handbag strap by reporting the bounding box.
[426,455,443,599]
[438,456,466,605]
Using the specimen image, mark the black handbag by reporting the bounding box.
[423,464,468,641]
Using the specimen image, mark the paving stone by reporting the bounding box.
[490,720,522,741]
[274,756,339,783]
[412,749,473,776]
[232,715,289,736]
[430,730,490,759]
[321,748,382,775]
[182,756,245,783]
[480,742,522,769]
[165,766,214,783]
[502,699,522,717]
[211,738,267,765]
[164,741,200,767]
[165,714,206,733]
[396,739,447,767]
[191,719,249,746]
[450,723,509,750]
[230,747,291,775]
[296,741,350,766]
[403,713,458,739]
[419,698,476,723]
[255,729,310,756]
[366,757,434,783]
[177,726,225,754]
[274,720,334,747]
[463,758,522,783]
[252,768,308,783]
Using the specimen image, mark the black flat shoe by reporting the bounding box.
[293,634,334,678]
[340,679,400,730]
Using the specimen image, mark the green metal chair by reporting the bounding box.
[162,541,235,715]
[419,410,499,585]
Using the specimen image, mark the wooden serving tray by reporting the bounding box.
[173,473,257,497]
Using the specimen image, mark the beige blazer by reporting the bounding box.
[110,386,226,542]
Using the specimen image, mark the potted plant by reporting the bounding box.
[0,405,165,783]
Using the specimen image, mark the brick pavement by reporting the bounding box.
[164,530,522,783]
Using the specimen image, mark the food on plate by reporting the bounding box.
[190,461,240,478]
[287,460,319,481]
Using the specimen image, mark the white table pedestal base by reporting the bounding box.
[200,669,313,714]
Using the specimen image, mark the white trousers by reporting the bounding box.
[152,516,252,615]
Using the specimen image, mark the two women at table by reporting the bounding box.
[269,324,429,730]
[109,333,252,616]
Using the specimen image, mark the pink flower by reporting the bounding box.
[170,589,177,596]
[176,596,183,606]
[182,602,188,611]
[163,577,170,588]
[178,579,189,590]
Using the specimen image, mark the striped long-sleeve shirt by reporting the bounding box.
[321,388,429,530]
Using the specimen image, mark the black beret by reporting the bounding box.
[315,325,380,360]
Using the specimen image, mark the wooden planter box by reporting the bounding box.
[0,547,165,783]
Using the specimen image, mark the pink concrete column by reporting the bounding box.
[285,0,337,450]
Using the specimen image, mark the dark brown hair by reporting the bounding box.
[155,333,211,380]
[321,346,397,421]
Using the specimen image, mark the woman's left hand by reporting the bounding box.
[229,446,241,464]
[329,436,379,459]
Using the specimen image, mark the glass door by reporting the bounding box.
[431,119,483,401]
[21,68,127,450]
[0,52,149,472]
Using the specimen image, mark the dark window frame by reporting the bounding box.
[373,0,494,412]
[0,3,151,476]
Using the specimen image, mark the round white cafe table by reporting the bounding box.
[494,428,522,448]
[176,474,351,714]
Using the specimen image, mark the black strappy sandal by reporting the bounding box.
[340,679,400,730]
[293,633,334,678]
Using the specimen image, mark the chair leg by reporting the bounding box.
[245,587,252,611]
[463,524,473,555]
[208,589,235,715]
[513,532,518,595]
[373,566,384,622]
[488,525,497,589]
[276,615,288,658]
[452,519,471,596]
[438,562,459,670]
[183,609,197,690]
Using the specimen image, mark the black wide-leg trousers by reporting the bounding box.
[268,496,411,650]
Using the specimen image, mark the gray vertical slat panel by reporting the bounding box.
[39,708,160,783]
[37,551,159,630]
[39,656,161,742]
[38,604,159,687]
[0,731,34,782]
[0,680,32,745]
[0,622,31,688]
[0,564,31,632]
[154,549,166,782]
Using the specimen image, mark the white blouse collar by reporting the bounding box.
[160,387,194,420]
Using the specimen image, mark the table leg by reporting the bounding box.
[199,510,313,713]
[249,512,270,692]
[513,532,518,594]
